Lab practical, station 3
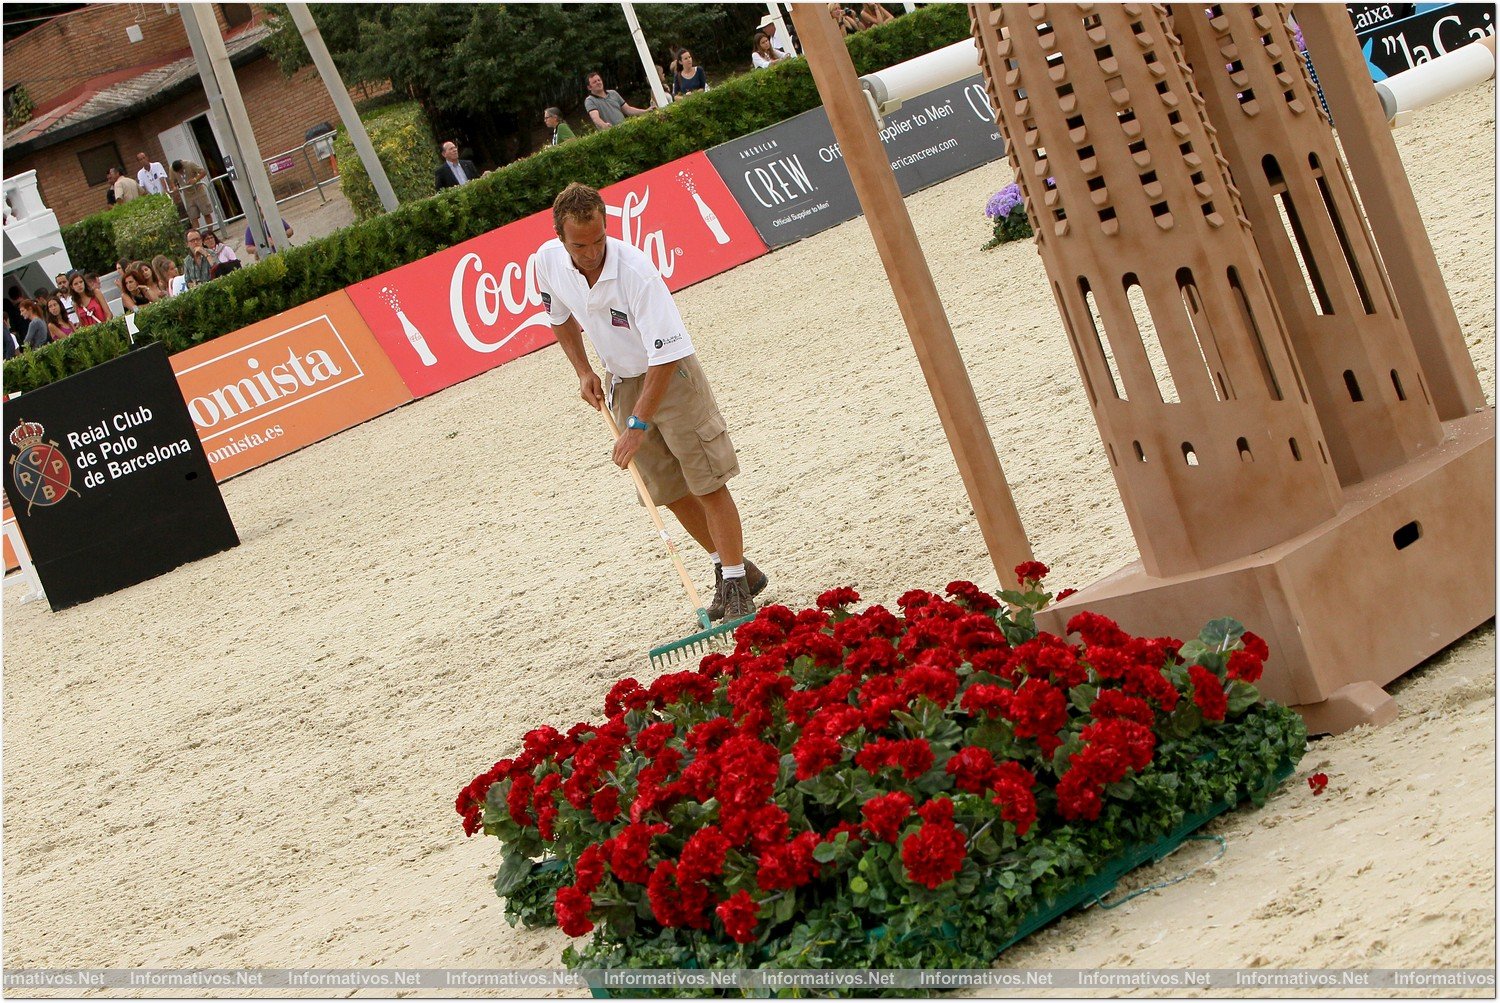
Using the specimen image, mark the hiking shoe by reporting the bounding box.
[708,560,769,621]
[721,574,758,622]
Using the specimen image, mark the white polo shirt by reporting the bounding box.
[535,236,695,378]
[137,161,169,195]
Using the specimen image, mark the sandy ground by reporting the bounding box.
[2,81,1493,997]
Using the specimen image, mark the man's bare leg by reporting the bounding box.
[664,493,717,554]
[695,486,743,568]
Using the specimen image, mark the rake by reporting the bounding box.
[599,406,752,668]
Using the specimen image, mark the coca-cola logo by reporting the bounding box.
[446,188,684,355]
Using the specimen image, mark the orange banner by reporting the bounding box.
[170,291,412,481]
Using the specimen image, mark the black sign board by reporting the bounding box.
[4,343,238,610]
[707,74,1007,248]
[1356,5,1495,79]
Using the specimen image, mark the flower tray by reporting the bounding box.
[587,757,1295,998]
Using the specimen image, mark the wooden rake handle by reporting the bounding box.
[599,405,707,616]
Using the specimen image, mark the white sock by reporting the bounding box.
[723,563,746,580]
[709,552,721,565]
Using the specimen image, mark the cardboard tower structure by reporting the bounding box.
[967,3,1494,732]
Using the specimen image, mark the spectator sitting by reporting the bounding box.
[830,3,862,34]
[544,107,576,146]
[859,2,895,28]
[584,72,650,130]
[120,270,147,313]
[72,273,111,326]
[435,140,480,189]
[138,260,170,301]
[243,217,294,261]
[752,31,788,68]
[151,255,183,298]
[672,48,709,98]
[19,298,50,349]
[43,295,74,339]
[107,166,142,204]
[182,229,215,289]
[201,229,241,277]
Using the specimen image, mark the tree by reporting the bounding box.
[261,3,763,167]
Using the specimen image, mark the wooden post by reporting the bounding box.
[1296,4,1486,421]
[788,3,1033,583]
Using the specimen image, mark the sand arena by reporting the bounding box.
[2,81,1494,996]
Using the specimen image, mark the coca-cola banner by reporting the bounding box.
[706,75,1007,248]
[346,152,767,398]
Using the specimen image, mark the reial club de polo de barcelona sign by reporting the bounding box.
[4,344,238,611]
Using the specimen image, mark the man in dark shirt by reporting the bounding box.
[435,141,480,189]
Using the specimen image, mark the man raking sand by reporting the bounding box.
[537,182,770,625]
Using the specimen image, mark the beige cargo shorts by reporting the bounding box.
[609,354,739,505]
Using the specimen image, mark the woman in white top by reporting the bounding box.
[751,31,788,69]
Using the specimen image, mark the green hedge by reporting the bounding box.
[112,195,183,266]
[336,101,439,222]
[58,194,179,276]
[5,4,970,394]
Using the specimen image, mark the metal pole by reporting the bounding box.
[621,3,672,109]
[178,4,267,249]
[187,3,288,254]
[286,2,399,213]
[788,2,1034,585]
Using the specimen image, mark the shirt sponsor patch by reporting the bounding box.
[610,309,630,329]
[540,291,551,309]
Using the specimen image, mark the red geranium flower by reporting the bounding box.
[1227,649,1263,683]
[1189,664,1228,721]
[854,737,934,779]
[1066,610,1130,648]
[960,682,1013,718]
[678,826,732,885]
[990,761,1038,836]
[901,813,967,889]
[554,886,595,937]
[574,843,606,894]
[1014,561,1050,585]
[604,678,649,718]
[716,890,761,944]
[860,790,914,843]
[1055,587,1078,601]
[1308,772,1329,795]
[946,580,1000,612]
[817,586,861,610]
[946,745,999,793]
[1242,630,1270,661]
[634,721,677,758]
[756,831,822,890]
[590,785,621,822]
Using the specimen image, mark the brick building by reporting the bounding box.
[3,3,372,227]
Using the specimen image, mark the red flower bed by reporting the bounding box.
[456,565,1300,971]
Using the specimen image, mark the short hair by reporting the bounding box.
[585,71,602,83]
[544,106,562,119]
[171,159,183,172]
[552,182,606,235]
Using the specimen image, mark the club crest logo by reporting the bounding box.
[610,309,631,329]
[9,420,80,513]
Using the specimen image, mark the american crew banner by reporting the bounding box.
[707,74,1007,248]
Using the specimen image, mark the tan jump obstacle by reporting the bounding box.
[789,2,1494,734]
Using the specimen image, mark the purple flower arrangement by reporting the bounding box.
[983,181,1033,248]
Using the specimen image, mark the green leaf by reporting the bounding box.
[812,841,840,864]
[1176,639,1209,662]
[774,891,797,925]
[1069,683,1099,713]
[492,851,534,897]
[1226,679,1261,715]
[1200,618,1245,652]
[849,876,869,894]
